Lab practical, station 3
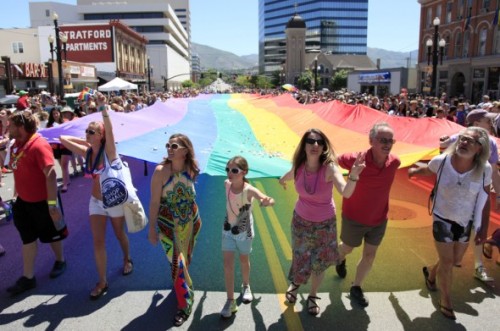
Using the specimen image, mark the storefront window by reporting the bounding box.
[488,67,499,92]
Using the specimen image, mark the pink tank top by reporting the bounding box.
[294,164,335,222]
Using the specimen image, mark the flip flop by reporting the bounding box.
[439,301,456,320]
[483,243,493,260]
[173,310,189,326]
[423,266,437,292]
[123,258,133,276]
[90,282,108,300]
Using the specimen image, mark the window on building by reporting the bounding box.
[454,31,462,58]
[427,7,432,28]
[483,0,491,10]
[463,30,470,57]
[444,35,450,60]
[45,9,50,17]
[458,0,465,19]
[495,26,500,55]
[12,42,23,54]
[478,28,487,56]
[446,2,453,23]
[436,5,442,22]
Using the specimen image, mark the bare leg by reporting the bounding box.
[337,242,354,261]
[353,243,379,287]
[90,214,108,286]
[240,254,250,286]
[110,216,131,273]
[49,240,64,262]
[60,156,71,190]
[223,251,235,299]
[22,241,38,278]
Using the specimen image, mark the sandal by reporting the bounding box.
[423,267,437,292]
[173,310,189,327]
[439,301,456,320]
[307,295,321,316]
[483,243,493,260]
[285,282,300,304]
[90,282,108,300]
[123,258,133,276]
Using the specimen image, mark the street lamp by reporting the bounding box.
[48,12,68,99]
[314,56,318,92]
[147,57,151,91]
[426,17,446,97]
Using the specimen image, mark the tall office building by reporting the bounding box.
[259,0,368,75]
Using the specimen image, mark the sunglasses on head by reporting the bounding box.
[166,142,185,150]
[225,167,243,174]
[305,138,325,146]
[85,129,96,135]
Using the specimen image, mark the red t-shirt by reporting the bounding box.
[11,134,54,202]
[338,149,400,226]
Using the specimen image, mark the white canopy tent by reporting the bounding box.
[98,77,138,91]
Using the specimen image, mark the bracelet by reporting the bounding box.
[98,105,107,112]
[47,200,57,206]
[348,174,359,182]
[102,115,109,118]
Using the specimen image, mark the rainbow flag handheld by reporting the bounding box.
[78,87,95,101]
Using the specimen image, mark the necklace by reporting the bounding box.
[11,134,37,170]
[303,165,320,194]
[227,183,245,217]
[456,171,469,186]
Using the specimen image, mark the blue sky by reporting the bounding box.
[4,0,420,56]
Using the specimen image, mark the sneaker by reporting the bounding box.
[220,299,238,318]
[2,167,12,174]
[350,286,369,307]
[242,284,253,303]
[336,259,347,279]
[7,276,36,297]
[49,261,67,279]
[474,266,494,282]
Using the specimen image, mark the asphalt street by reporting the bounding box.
[0,157,499,331]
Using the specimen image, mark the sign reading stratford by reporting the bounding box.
[61,25,114,63]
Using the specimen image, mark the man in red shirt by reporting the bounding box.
[337,122,400,307]
[15,90,30,111]
[6,111,68,297]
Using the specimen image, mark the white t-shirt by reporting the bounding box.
[429,153,492,228]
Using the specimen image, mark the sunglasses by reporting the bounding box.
[85,129,97,135]
[376,137,396,145]
[305,138,325,146]
[166,143,185,150]
[225,167,243,174]
[458,135,480,145]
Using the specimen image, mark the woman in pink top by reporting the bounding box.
[279,128,365,316]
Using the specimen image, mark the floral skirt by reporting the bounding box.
[288,211,338,284]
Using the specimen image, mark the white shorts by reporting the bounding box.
[89,196,125,218]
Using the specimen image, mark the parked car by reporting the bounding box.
[0,95,19,108]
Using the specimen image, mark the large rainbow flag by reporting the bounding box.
[40,93,465,177]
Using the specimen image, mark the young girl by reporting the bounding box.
[220,156,275,318]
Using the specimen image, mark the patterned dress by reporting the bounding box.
[156,171,202,315]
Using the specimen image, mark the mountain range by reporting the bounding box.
[192,42,418,71]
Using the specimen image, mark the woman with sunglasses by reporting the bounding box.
[60,92,133,300]
[148,133,202,327]
[278,128,365,316]
[409,127,492,320]
[220,156,275,318]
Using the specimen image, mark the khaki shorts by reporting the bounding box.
[340,214,387,247]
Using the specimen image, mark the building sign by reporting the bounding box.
[358,72,391,84]
[23,63,48,78]
[61,25,114,63]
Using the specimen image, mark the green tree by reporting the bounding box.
[256,75,271,89]
[329,69,349,91]
[198,77,214,87]
[181,80,194,88]
[270,70,281,87]
[235,75,251,88]
[297,71,313,91]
